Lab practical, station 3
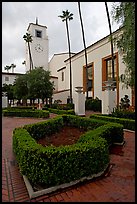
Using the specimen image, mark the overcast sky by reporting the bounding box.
[2,2,120,74]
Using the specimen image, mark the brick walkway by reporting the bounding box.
[2,114,135,202]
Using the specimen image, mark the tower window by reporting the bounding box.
[35,30,42,38]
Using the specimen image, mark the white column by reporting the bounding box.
[102,89,116,114]
[2,92,8,108]
[74,87,85,116]
[102,80,116,114]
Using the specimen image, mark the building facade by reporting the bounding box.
[2,22,135,109]
[2,72,24,86]
[49,28,134,107]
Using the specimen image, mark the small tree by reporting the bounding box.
[2,83,14,105]
[4,65,11,73]
[13,74,28,105]
[111,2,135,88]
[119,95,130,110]
[26,67,54,105]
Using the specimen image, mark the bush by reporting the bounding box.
[47,108,75,115]
[2,109,49,118]
[13,115,124,188]
[85,97,101,112]
[78,123,124,146]
[111,108,135,120]
[90,114,135,131]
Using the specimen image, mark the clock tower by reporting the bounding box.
[25,18,49,72]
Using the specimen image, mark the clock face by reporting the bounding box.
[35,44,44,52]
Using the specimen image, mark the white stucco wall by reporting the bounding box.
[49,53,69,77]
[64,31,132,105]
[52,90,70,104]
[48,53,75,92]
[2,73,24,86]
[50,77,58,92]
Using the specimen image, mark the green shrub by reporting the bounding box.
[110,109,135,120]
[78,123,124,146]
[85,97,101,112]
[13,127,109,187]
[62,114,107,130]
[90,114,135,131]
[13,115,124,188]
[2,109,49,118]
[48,108,75,115]
[23,117,64,139]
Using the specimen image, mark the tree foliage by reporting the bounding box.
[13,67,54,104]
[2,83,14,100]
[111,2,135,88]
[26,67,54,102]
[13,74,28,100]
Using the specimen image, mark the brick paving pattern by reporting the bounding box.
[2,113,135,202]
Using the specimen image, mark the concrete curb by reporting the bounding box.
[23,164,109,199]
[123,129,135,133]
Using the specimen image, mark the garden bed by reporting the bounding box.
[13,115,124,198]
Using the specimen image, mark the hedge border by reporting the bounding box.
[2,109,49,118]
[90,114,135,131]
[13,115,124,189]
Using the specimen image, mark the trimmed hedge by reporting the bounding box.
[110,109,135,120]
[62,114,108,130]
[13,115,124,188]
[90,114,135,131]
[78,123,124,146]
[23,117,64,139]
[3,109,49,118]
[47,108,75,115]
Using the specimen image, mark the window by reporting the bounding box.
[83,62,94,96]
[106,57,116,81]
[102,52,119,105]
[62,71,64,81]
[5,76,9,81]
[35,30,42,38]
[87,64,93,91]
[102,54,118,91]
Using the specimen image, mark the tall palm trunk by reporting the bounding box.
[78,2,88,99]
[66,19,72,103]
[28,42,33,71]
[105,2,115,82]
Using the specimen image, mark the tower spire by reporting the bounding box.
[36,17,38,25]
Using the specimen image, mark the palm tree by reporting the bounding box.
[23,32,33,71]
[105,2,115,83]
[58,10,73,104]
[22,60,26,65]
[77,2,89,99]
[4,65,11,73]
[10,63,16,73]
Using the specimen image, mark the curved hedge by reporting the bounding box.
[13,115,124,188]
[90,114,135,131]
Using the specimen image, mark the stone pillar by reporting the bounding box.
[2,92,8,108]
[74,87,85,116]
[102,80,116,114]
